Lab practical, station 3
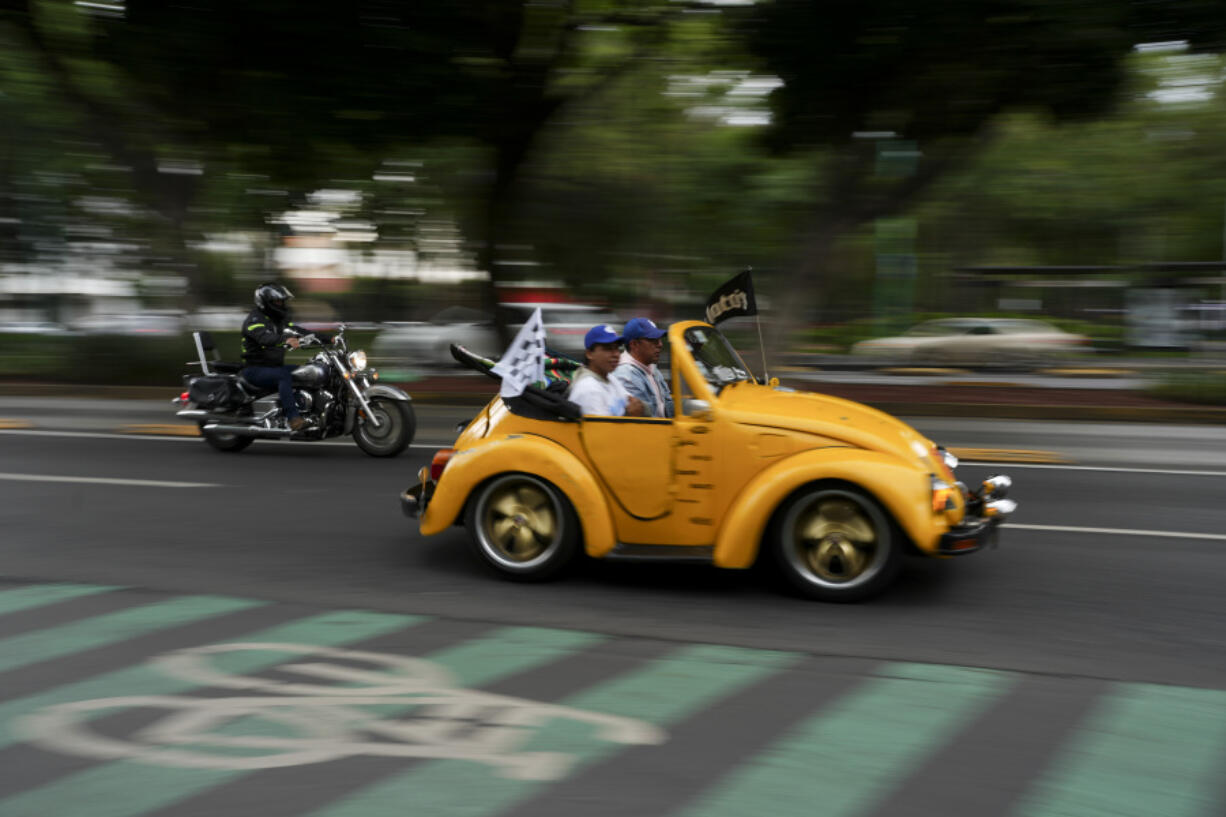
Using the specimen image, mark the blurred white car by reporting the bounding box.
[851,318,1089,367]
[373,302,621,370]
[72,313,183,336]
[0,320,72,335]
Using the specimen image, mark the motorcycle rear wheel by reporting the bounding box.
[198,422,254,452]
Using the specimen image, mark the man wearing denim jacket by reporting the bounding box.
[612,317,674,418]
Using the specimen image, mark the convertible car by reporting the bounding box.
[401,321,1016,601]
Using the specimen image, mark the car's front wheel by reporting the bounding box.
[464,474,580,581]
[771,484,902,602]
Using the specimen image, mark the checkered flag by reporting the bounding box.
[491,307,547,399]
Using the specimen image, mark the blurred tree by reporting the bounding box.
[1,0,713,327]
[741,0,1226,334]
[913,45,1226,313]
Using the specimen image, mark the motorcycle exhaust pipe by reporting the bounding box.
[201,423,293,439]
[177,409,245,424]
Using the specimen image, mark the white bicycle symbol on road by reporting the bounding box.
[17,642,667,780]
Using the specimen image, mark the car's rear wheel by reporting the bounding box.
[465,474,580,581]
[771,484,901,602]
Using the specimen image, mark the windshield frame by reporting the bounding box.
[682,325,756,394]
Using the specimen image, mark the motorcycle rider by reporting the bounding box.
[240,283,330,431]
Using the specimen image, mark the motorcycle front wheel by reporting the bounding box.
[353,398,415,457]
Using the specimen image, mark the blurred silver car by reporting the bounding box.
[373,302,620,370]
[851,317,1089,367]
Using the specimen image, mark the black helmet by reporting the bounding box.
[254,282,293,320]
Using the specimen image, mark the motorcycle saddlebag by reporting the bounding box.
[187,375,236,409]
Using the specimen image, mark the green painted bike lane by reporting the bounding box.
[0,584,118,617]
[2,583,1224,817]
[1014,682,1226,817]
[304,644,804,817]
[677,663,1013,817]
[0,594,265,675]
[0,613,602,817]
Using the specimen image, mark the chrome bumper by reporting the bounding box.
[940,474,1017,555]
[400,468,435,519]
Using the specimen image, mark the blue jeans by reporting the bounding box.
[241,365,299,419]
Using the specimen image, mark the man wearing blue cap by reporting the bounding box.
[568,324,645,417]
[613,317,673,418]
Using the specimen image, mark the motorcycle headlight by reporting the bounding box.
[348,350,368,371]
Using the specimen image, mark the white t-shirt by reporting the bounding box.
[568,369,631,416]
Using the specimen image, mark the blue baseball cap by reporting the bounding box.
[584,324,623,349]
[623,317,665,341]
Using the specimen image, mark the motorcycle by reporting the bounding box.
[172,324,415,457]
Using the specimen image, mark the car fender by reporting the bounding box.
[420,435,617,557]
[713,447,941,569]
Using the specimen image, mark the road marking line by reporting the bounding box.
[0,472,218,488]
[0,428,448,448]
[963,462,1226,477]
[948,447,1071,464]
[0,418,33,429]
[119,423,199,436]
[1009,523,1226,541]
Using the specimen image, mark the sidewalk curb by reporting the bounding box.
[3,382,1224,423]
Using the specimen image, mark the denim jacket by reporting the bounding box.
[611,357,674,418]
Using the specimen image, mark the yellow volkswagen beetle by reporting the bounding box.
[401,320,1016,601]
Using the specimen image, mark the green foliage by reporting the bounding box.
[1144,371,1226,405]
[0,330,379,386]
[5,0,1226,343]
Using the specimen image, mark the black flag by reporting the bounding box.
[704,270,757,325]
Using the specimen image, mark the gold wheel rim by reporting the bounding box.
[793,496,878,583]
[481,481,557,563]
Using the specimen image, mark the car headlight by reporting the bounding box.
[348,350,368,371]
[931,476,955,513]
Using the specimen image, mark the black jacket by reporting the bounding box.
[240,308,303,367]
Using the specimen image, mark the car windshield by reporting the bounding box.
[684,326,754,391]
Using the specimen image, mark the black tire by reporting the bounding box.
[353,398,415,457]
[464,474,580,582]
[770,484,902,602]
[198,422,254,453]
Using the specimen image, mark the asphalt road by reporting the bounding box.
[1,410,1224,816]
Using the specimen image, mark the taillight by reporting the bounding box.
[179,392,190,401]
[430,449,455,481]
